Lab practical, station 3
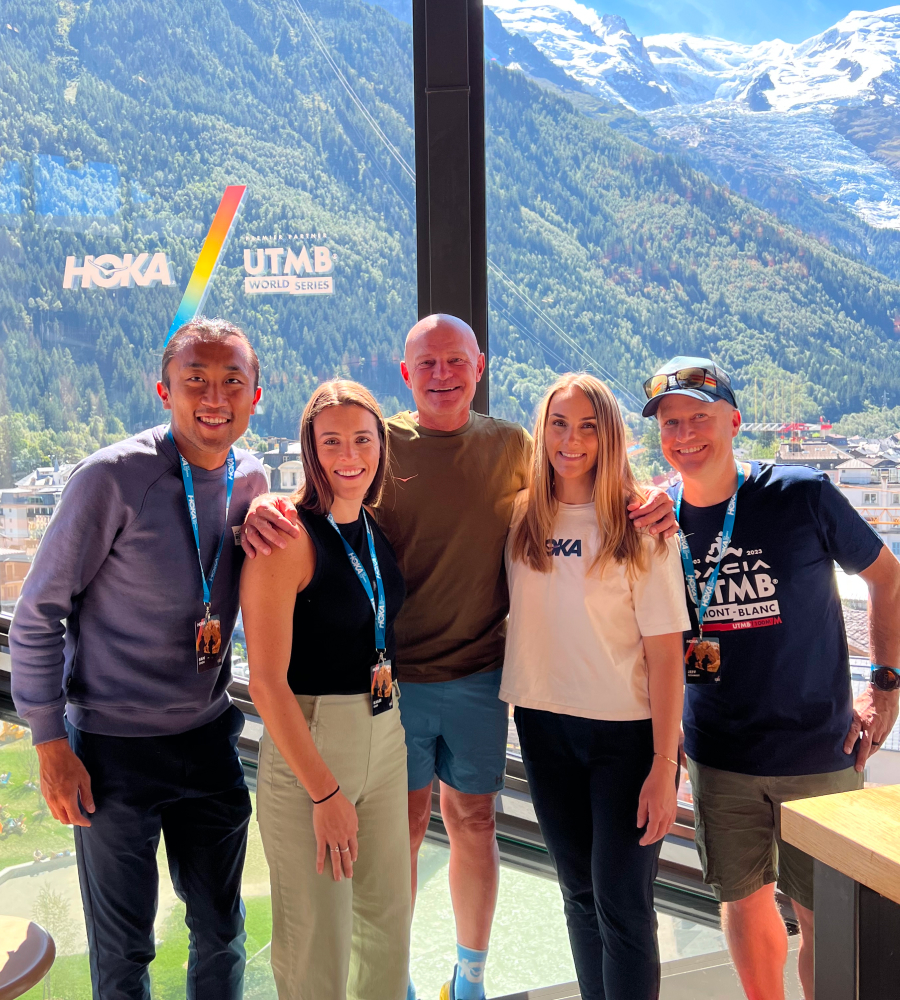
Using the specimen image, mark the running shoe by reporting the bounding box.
[439,965,486,1000]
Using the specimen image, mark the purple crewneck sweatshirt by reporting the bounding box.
[10,424,268,744]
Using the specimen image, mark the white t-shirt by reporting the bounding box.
[501,494,690,721]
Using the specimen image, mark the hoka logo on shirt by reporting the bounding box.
[546,538,582,557]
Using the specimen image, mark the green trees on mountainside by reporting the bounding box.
[0,0,419,479]
[484,66,900,424]
[0,0,899,482]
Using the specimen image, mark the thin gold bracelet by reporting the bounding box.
[654,752,679,768]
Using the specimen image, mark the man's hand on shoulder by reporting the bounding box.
[242,494,302,558]
[629,487,678,539]
[36,738,94,827]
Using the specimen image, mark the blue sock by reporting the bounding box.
[454,944,488,1000]
[406,974,417,1000]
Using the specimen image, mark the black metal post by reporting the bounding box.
[412,0,489,414]
[814,861,858,999]
[814,860,900,999]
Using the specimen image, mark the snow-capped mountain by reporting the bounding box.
[645,8,900,112]
[486,2,900,228]
[487,0,676,109]
[487,3,900,112]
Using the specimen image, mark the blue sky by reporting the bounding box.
[578,0,874,43]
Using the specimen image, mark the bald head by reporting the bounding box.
[401,313,485,431]
[404,314,480,362]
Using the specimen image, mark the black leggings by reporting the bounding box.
[515,708,663,1000]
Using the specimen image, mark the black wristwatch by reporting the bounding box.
[870,664,900,692]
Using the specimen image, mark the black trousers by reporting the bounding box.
[515,708,663,1000]
[67,704,251,1000]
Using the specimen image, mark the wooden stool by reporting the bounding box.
[0,915,56,1000]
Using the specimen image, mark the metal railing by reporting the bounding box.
[0,611,720,922]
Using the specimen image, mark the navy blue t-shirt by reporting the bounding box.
[670,461,882,777]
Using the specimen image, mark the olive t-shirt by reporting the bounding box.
[374,410,531,683]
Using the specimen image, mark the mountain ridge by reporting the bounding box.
[487,2,900,231]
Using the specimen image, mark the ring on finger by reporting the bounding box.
[340,847,350,853]
[329,847,340,853]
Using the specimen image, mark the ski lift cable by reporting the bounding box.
[495,304,648,410]
[284,0,416,183]
[492,303,570,372]
[488,261,644,408]
[286,0,640,407]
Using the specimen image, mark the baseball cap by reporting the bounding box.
[641,356,738,418]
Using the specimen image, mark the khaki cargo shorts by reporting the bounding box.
[686,757,862,911]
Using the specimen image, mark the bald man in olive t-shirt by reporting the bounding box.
[374,319,530,1000]
[376,410,531,995]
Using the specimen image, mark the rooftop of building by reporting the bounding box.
[842,606,870,657]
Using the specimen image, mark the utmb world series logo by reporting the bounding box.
[242,240,334,297]
[60,185,337,346]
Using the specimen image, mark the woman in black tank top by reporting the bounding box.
[241,380,409,1000]
[288,507,404,696]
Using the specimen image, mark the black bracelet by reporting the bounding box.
[312,785,340,805]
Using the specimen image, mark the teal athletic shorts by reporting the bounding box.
[399,668,508,795]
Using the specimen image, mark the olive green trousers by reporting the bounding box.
[257,691,411,1000]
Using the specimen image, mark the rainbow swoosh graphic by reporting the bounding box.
[164,184,247,345]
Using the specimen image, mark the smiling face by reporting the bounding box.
[657,394,741,483]
[401,315,485,431]
[544,385,599,499]
[157,337,261,466]
[313,403,382,512]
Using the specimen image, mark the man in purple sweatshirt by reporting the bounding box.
[10,318,269,1000]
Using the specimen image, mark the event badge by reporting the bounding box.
[370,656,394,715]
[684,635,721,684]
[675,461,744,688]
[169,430,236,676]
[196,614,225,673]
[325,509,391,716]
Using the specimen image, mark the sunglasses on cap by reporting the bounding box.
[642,367,721,401]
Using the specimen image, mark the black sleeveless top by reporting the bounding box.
[288,508,406,695]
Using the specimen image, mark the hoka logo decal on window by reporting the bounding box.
[546,538,582,557]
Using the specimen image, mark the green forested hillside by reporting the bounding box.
[485,66,900,423]
[0,0,418,481]
[1,0,899,482]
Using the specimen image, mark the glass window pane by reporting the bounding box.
[410,840,727,998]
[0,719,731,1000]
[484,1,900,993]
[0,0,416,600]
[484,0,900,478]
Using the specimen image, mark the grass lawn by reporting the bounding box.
[20,895,276,1000]
[0,732,76,871]
[2,731,278,1000]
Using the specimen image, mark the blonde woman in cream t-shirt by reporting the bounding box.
[502,373,689,1000]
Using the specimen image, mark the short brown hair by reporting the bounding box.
[161,317,260,389]
[293,380,389,515]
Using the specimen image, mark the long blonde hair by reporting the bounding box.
[511,372,656,576]
[291,379,389,515]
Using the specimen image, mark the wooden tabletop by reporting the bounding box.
[782,785,900,905]
[0,915,55,1000]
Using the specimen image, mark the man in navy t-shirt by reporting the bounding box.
[642,356,900,1000]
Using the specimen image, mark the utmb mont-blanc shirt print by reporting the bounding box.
[670,462,883,778]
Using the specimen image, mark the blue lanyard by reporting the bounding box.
[326,510,386,654]
[675,462,745,637]
[168,430,236,614]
